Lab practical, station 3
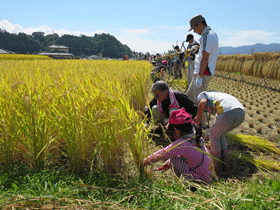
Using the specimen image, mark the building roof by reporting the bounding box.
[39,52,75,58]
[39,52,73,56]
[0,48,16,54]
[49,45,69,49]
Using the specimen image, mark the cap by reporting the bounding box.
[161,60,168,65]
[188,14,205,32]
[166,108,193,127]
[186,34,194,42]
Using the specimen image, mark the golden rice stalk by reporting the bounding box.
[227,134,280,155]
[0,54,52,60]
[172,79,188,87]
[230,150,280,172]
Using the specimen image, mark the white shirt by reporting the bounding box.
[197,91,245,114]
[194,26,219,75]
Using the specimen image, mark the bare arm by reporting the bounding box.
[194,98,207,125]
[198,50,210,77]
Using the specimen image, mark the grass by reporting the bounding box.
[1,165,280,209]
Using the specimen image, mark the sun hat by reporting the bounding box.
[188,14,205,32]
[166,108,193,127]
[186,34,194,42]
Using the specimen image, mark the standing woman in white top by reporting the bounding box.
[194,91,245,172]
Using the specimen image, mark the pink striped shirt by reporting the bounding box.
[144,135,213,183]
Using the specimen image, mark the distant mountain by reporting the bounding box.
[220,43,280,55]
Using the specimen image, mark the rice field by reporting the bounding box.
[1,55,280,209]
[0,58,152,174]
[1,55,279,175]
[0,54,52,60]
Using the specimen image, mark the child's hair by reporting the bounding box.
[168,123,202,147]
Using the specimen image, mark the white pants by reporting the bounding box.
[186,74,212,127]
[188,59,195,83]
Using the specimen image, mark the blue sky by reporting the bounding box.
[0,0,279,54]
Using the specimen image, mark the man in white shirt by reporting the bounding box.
[186,14,219,127]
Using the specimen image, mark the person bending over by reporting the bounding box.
[150,60,168,83]
[145,81,197,127]
[194,91,245,172]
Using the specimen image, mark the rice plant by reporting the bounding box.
[227,134,280,155]
[216,52,280,79]
[0,59,152,174]
[230,150,280,172]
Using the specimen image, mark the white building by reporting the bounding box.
[39,45,75,59]
[0,48,16,54]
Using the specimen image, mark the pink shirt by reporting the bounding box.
[144,135,213,183]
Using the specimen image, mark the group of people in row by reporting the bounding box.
[143,15,246,184]
[150,28,200,83]
[150,45,187,80]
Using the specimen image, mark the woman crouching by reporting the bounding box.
[143,108,214,184]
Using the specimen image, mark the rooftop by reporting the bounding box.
[49,45,69,49]
[0,48,16,54]
[39,52,73,56]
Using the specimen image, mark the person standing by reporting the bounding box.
[185,15,219,127]
[174,46,185,79]
[186,34,199,82]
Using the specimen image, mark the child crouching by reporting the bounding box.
[143,108,214,184]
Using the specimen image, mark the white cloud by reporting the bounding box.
[55,29,106,37]
[0,20,106,36]
[117,35,173,54]
[219,30,279,47]
[2,20,278,53]
[0,19,26,33]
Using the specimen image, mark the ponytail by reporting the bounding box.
[193,124,203,147]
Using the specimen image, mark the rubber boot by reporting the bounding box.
[222,151,230,171]
[212,153,223,173]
